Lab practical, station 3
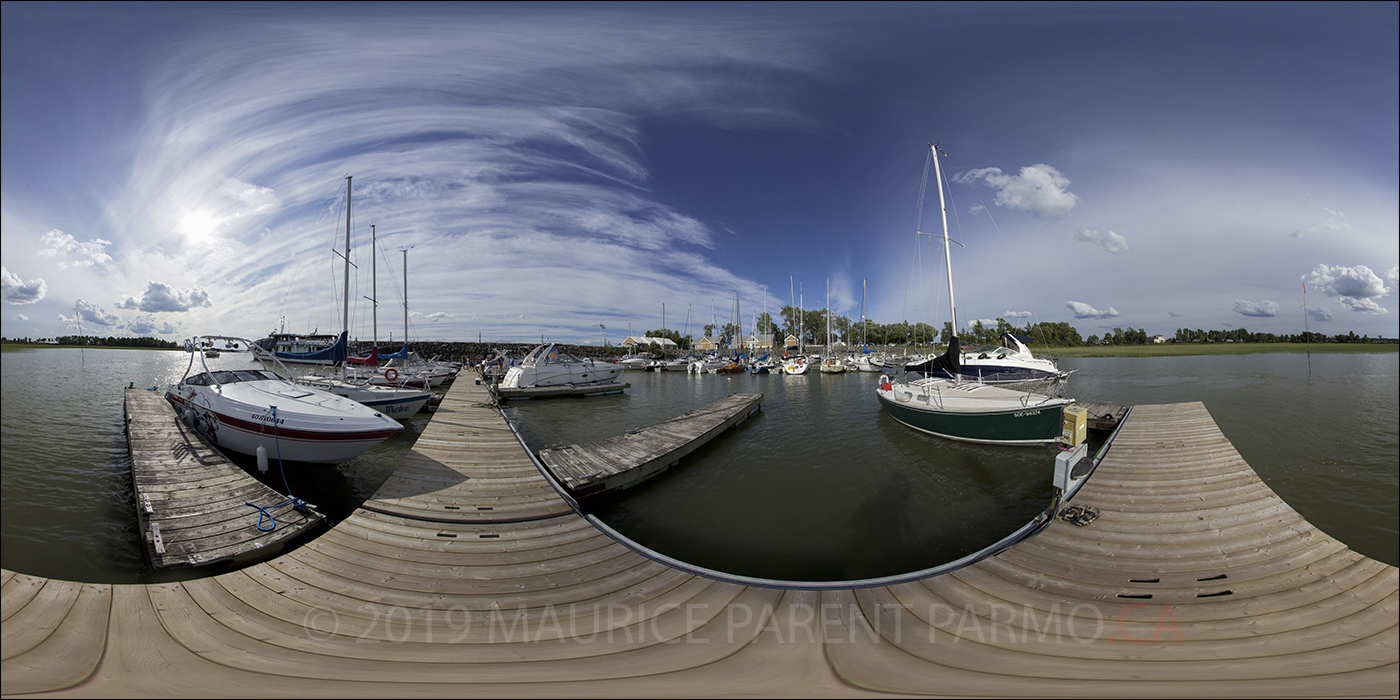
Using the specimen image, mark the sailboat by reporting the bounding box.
[293,176,432,419]
[819,277,845,373]
[875,145,1074,446]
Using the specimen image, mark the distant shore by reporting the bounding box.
[5,340,1394,360]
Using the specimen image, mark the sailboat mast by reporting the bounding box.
[826,276,831,354]
[401,248,410,350]
[343,176,352,348]
[931,144,957,340]
[370,224,377,347]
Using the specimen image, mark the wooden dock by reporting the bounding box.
[122,387,324,569]
[3,381,1394,697]
[491,379,630,401]
[1079,400,1129,431]
[538,392,762,497]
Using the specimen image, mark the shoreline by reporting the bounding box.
[5,341,1395,359]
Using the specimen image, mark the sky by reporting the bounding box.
[3,2,1397,346]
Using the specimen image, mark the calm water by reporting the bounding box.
[2,348,1395,584]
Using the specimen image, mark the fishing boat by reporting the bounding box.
[251,329,346,365]
[500,343,626,388]
[875,144,1075,446]
[165,335,404,464]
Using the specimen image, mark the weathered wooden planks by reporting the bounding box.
[3,387,1395,697]
[123,387,324,568]
[537,392,762,497]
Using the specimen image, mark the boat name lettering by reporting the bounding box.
[1013,409,1042,418]
[252,413,286,425]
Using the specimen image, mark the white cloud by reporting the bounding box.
[15,314,29,321]
[125,314,180,336]
[2,266,48,305]
[956,164,1081,219]
[1233,299,1279,317]
[1066,301,1119,319]
[964,318,999,329]
[1303,264,1390,314]
[1306,307,1333,322]
[116,281,213,313]
[35,230,112,268]
[68,299,121,327]
[1074,229,1130,254]
[1002,310,1032,319]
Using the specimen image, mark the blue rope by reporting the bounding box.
[244,405,310,531]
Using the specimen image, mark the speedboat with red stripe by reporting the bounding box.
[164,335,404,464]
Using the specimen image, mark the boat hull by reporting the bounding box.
[875,384,1070,446]
[165,381,403,464]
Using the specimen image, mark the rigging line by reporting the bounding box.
[273,181,341,333]
[904,152,935,342]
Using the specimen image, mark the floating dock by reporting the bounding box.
[490,379,630,401]
[537,392,762,497]
[2,382,1393,697]
[122,387,324,569]
[1078,400,1129,431]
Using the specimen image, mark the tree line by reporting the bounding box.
[1,336,182,349]
[626,308,1395,350]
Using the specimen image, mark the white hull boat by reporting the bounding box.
[500,344,626,388]
[166,335,404,464]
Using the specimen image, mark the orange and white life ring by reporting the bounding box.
[384,368,399,382]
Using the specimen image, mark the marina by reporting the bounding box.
[539,392,762,497]
[2,367,1395,697]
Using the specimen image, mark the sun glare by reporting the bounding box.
[179,210,221,243]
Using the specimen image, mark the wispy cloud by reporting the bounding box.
[1233,299,1279,317]
[1290,207,1349,238]
[955,164,1081,219]
[2,266,47,305]
[1002,310,1032,319]
[1066,301,1119,319]
[1074,229,1130,254]
[1306,307,1334,322]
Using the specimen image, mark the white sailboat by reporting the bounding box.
[875,144,1074,446]
[294,176,431,418]
[819,276,845,373]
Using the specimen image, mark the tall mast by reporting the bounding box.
[369,224,377,347]
[826,276,831,354]
[343,176,352,345]
[931,144,957,340]
[400,247,413,349]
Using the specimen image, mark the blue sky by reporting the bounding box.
[3,2,1397,345]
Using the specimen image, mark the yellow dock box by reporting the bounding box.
[1061,404,1087,447]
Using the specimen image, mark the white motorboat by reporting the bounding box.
[906,331,1070,384]
[500,343,626,388]
[165,335,404,464]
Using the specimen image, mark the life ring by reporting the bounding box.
[384,368,399,382]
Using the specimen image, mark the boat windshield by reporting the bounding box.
[187,370,283,386]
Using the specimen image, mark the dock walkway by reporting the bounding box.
[121,387,323,569]
[3,378,1394,697]
[539,392,762,497]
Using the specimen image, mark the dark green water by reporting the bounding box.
[2,348,1395,584]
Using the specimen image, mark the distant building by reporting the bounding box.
[621,335,678,349]
[1150,335,1166,344]
[745,333,774,350]
[784,334,800,349]
[695,336,718,351]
